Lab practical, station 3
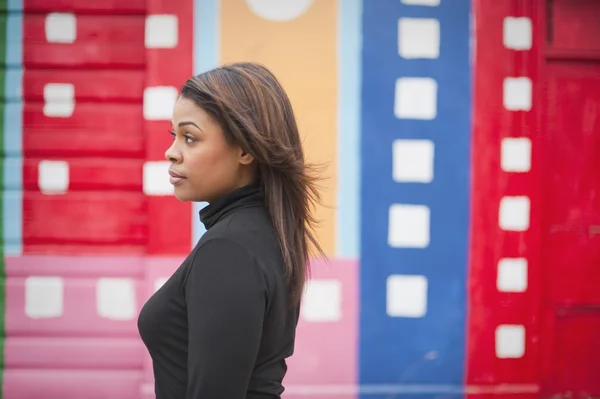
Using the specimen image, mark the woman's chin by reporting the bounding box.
[173,187,192,202]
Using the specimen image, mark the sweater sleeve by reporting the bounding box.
[183,237,267,399]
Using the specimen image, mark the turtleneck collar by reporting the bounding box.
[199,182,264,230]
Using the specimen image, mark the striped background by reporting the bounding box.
[0,0,543,398]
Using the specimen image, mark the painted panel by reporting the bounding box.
[550,0,600,54]
[359,0,471,391]
[542,61,600,396]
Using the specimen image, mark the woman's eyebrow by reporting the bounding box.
[178,121,203,132]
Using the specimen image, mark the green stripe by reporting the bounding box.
[0,0,8,395]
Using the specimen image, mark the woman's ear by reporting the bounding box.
[238,147,255,165]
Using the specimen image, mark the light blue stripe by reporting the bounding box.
[4,156,22,190]
[194,0,219,75]
[3,102,21,156]
[6,0,22,11]
[5,10,22,68]
[3,191,22,255]
[336,0,362,258]
[191,0,220,247]
[5,67,23,102]
[3,0,23,254]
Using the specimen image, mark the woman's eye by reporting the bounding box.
[168,130,176,140]
[185,135,195,144]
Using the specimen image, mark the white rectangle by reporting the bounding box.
[401,0,440,6]
[25,276,64,319]
[503,77,532,111]
[143,86,178,120]
[143,161,173,196]
[96,278,136,320]
[301,279,342,322]
[388,204,430,248]
[496,324,526,358]
[503,17,532,50]
[398,18,440,59]
[45,13,76,43]
[394,77,437,120]
[43,83,75,118]
[501,137,531,172]
[393,139,434,183]
[499,196,530,231]
[38,160,69,194]
[497,258,528,292]
[386,275,428,318]
[145,15,179,48]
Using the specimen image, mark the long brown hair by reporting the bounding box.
[180,62,326,306]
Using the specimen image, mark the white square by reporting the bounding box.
[143,161,173,196]
[501,137,531,172]
[145,15,179,49]
[503,17,532,50]
[401,0,440,5]
[497,258,528,292]
[496,324,526,358]
[386,275,428,318]
[38,160,69,195]
[388,204,430,248]
[499,196,530,231]
[25,276,64,319]
[394,77,437,120]
[503,77,532,111]
[393,139,434,183]
[43,83,75,118]
[301,279,342,322]
[96,278,136,320]
[143,86,178,120]
[45,13,76,43]
[398,18,440,59]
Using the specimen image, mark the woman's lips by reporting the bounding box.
[168,169,186,185]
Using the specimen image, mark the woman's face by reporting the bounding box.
[165,96,253,203]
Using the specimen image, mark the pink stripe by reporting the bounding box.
[285,259,358,388]
[4,255,357,397]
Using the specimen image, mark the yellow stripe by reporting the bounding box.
[220,0,338,256]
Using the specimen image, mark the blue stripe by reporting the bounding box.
[191,0,219,247]
[359,0,471,393]
[3,2,23,255]
[336,0,362,258]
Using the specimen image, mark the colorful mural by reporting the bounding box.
[1,0,600,398]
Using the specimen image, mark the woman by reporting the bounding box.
[137,62,325,399]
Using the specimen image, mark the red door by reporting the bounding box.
[541,1,600,397]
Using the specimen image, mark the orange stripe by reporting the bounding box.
[219,0,338,256]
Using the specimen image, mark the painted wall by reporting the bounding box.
[0,0,546,398]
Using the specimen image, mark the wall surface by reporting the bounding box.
[0,0,559,398]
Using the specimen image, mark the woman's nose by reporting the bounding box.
[165,141,181,163]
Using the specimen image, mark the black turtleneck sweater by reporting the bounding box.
[137,184,299,399]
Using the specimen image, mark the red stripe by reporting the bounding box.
[144,0,194,254]
[466,0,543,384]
